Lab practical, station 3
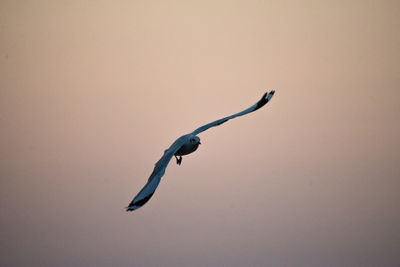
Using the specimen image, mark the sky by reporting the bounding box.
[1,1,399,266]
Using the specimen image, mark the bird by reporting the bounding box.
[126,91,275,211]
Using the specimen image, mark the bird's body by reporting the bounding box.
[174,135,201,156]
[126,91,275,211]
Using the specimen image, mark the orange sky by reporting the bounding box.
[1,1,399,266]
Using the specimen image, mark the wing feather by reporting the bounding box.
[191,91,275,135]
[126,135,190,211]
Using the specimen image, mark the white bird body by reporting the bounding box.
[126,91,275,211]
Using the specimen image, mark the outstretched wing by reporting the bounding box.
[191,91,275,135]
[126,135,190,211]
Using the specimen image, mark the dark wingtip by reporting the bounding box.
[255,90,275,110]
[126,204,136,212]
[125,193,154,212]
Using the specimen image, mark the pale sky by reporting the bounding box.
[1,1,399,266]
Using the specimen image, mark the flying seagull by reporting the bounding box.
[126,91,275,211]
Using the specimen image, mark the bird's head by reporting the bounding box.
[189,136,201,145]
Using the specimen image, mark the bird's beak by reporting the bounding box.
[198,141,201,145]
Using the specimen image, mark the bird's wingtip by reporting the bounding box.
[126,205,136,212]
[255,90,275,110]
[267,90,275,100]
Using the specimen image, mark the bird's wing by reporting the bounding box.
[191,91,275,136]
[126,135,190,211]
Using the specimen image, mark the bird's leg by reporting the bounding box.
[175,155,182,165]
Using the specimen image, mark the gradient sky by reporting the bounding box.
[1,1,399,266]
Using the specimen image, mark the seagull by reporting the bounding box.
[126,91,275,211]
